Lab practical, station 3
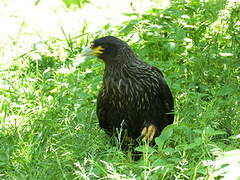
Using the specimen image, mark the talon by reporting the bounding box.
[141,127,147,136]
[141,124,158,142]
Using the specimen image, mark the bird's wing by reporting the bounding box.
[131,61,174,123]
[152,66,174,124]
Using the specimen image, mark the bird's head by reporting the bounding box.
[81,36,135,64]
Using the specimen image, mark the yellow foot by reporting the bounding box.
[141,124,158,142]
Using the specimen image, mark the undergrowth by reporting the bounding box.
[0,0,239,179]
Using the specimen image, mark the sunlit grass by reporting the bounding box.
[0,0,156,65]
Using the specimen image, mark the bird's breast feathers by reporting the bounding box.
[102,76,160,111]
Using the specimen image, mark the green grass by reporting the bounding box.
[0,0,240,179]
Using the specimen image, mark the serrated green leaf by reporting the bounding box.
[155,126,173,150]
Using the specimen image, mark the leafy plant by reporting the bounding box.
[0,0,239,179]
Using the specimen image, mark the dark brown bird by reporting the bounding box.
[82,36,174,151]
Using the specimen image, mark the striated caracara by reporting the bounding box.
[81,36,174,156]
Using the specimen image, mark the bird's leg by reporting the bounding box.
[141,124,158,142]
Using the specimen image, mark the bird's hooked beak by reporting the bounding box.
[81,46,104,57]
[81,47,93,56]
[73,45,105,68]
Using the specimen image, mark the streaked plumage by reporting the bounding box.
[83,36,174,155]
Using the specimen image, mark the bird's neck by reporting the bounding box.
[103,61,126,80]
[102,47,140,92]
[102,57,142,94]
